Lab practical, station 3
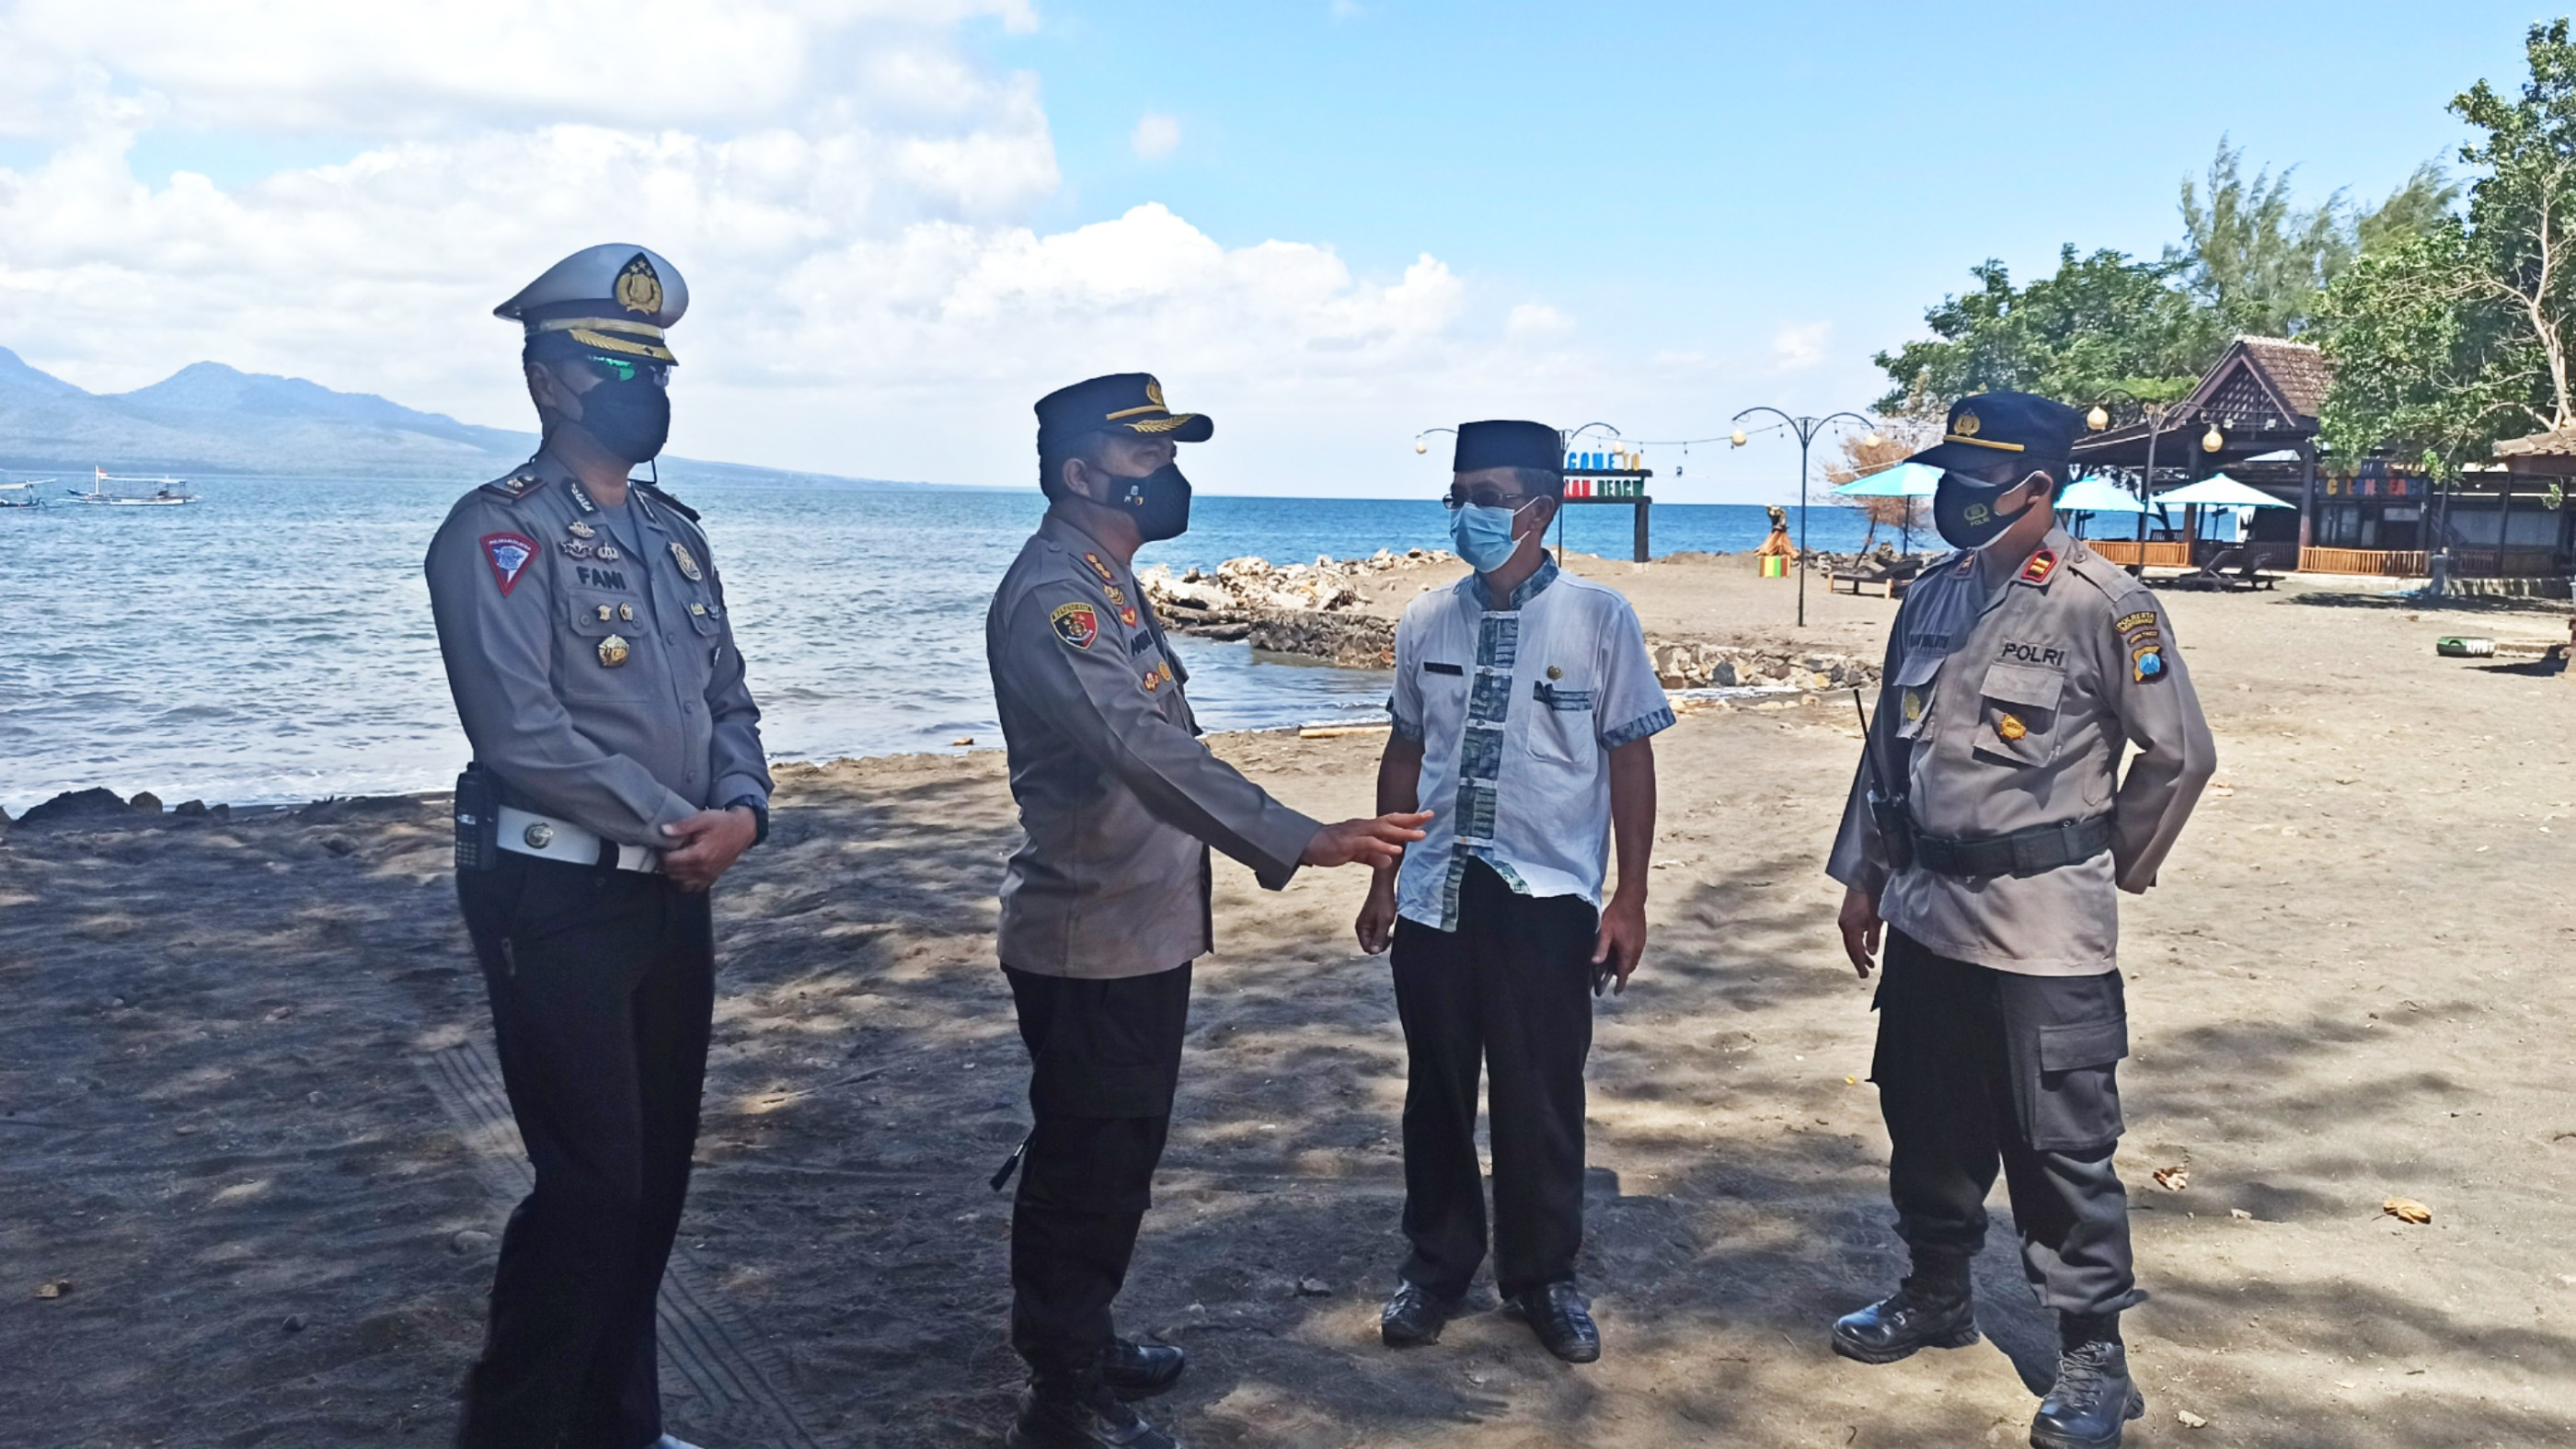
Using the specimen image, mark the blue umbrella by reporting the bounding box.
[2057,476,2147,513]
[1834,461,1939,498]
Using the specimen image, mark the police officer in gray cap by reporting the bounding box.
[985,373,1432,1449]
[425,244,767,1449]
[1826,392,2214,1449]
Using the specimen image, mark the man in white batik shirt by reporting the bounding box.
[1354,419,1671,1366]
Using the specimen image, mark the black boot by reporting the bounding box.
[1007,1376,1184,1449]
[2030,1317,2145,1449]
[1830,1252,1978,1364]
[1508,1281,1601,1363]
[1100,1337,1186,1399]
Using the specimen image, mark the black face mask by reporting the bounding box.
[1934,469,2041,550]
[573,374,672,464]
[1096,462,1193,542]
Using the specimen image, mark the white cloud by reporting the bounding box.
[1129,112,1181,161]
[0,3,1780,493]
[1770,320,1832,372]
[1505,302,1572,339]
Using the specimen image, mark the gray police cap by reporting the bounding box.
[495,244,689,365]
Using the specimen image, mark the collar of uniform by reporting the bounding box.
[1037,512,1133,577]
[1455,551,1560,612]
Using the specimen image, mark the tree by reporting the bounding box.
[2177,141,2457,339]
[1871,246,2220,411]
[2318,19,2576,472]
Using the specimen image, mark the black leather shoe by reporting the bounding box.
[1006,1383,1184,1449]
[1830,1274,1979,1364]
[1380,1282,1457,1348]
[1101,1337,1186,1400]
[1510,1281,1601,1363]
[2030,1340,2145,1449]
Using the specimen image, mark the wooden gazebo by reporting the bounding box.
[2068,337,2326,571]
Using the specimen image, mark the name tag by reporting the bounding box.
[1421,661,1464,675]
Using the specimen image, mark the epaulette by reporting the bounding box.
[633,481,699,522]
[2064,546,2151,604]
[478,466,549,503]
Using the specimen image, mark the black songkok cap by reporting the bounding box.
[1452,420,1561,475]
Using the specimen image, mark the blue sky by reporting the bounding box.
[0,1,2555,499]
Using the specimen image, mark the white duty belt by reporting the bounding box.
[496,805,662,874]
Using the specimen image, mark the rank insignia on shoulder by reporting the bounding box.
[668,541,704,581]
[480,533,538,596]
[2018,549,2058,585]
[1051,602,1099,650]
[2132,645,2167,683]
[481,469,547,501]
[1083,551,1116,582]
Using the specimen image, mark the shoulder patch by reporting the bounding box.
[478,468,547,502]
[2132,643,2168,684]
[2115,610,2159,633]
[480,532,539,595]
[1051,601,1099,650]
[634,481,700,522]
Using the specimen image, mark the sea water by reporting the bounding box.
[0,475,1879,812]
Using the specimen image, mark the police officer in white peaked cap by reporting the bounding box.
[425,243,765,1449]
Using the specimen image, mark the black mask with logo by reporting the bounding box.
[1934,468,2045,550]
[1097,462,1194,542]
[573,374,672,464]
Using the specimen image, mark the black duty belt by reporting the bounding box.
[1911,814,2114,880]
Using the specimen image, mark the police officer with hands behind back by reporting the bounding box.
[1826,393,2214,1449]
[425,244,767,1449]
[986,374,1432,1449]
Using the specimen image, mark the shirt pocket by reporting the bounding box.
[1527,677,1596,765]
[1973,661,2064,766]
[1417,660,1471,745]
[1892,650,1944,742]
[562,590,647,691]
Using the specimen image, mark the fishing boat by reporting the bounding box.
[0,480,50,509]
[68,467,198,506]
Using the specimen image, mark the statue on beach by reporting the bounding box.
[424,243,768,1449]
[1755,502,1797,558]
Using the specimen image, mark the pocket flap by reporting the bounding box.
[1896,650,1946,687]
[1981,661,2064,710]
[564,592,625,637]
[2038,1015,2129,1072]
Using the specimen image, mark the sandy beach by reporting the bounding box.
[4,554,2571,1449]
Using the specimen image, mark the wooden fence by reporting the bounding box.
[2296,546,2567,577]
[2298,546,2426,576]
[2086,539,2193,568]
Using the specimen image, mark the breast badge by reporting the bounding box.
[596,545,621,561]
[598,634,630,668]
[595,604,614,621]
[1051,602,1099,650]
[618,603,635,621]
[1902,689,1924,722]
[1142,667,1161,693]
[558,539,595,559]
[567,521,597,539]
[1998,712,2028,742]
[1119,606,1140,627]
[668,541,703,581]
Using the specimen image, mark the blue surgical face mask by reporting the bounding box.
[1447,501,1525,572]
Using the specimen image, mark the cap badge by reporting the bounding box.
[1145,379,1165,408]
[1998,712,2028,742]
[1954,410,1982,437]
[615,254,663,316]
[668,541,703,581]
[598,634,630,668]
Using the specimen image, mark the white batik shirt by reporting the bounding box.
[1386,556,1673,931]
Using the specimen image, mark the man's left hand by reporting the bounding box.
[1591,891,1648,995]
[661,806,759,891]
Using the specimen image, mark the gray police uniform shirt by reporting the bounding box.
[425,461,771,847]
[1827,526,2216,975]
[987,514,1321,980]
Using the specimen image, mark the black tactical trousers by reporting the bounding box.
[1873,929,2141,1317]
[454,855,715,1449]
[1004,961,1192,1391]
[1389,860,1599,1301]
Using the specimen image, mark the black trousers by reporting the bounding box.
[454,855,715,1449]
[1872,928,2141,1317]
[1388,860,1598,1301]
[1004,961,1191,1391]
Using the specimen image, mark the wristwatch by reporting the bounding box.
[727,795,770,847]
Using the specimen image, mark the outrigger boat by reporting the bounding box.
[68,466,197,506]
[0,480,50,509]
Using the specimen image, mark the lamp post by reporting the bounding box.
[1731,407,1878,627]
[2087,390,2191,545]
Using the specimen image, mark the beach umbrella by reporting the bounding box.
[2056,477,2148,513]
[1833,461,1939,498]
[2155,473,2294,509]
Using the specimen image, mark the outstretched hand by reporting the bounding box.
[1302,811,1432,869]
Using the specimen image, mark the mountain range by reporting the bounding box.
[0,346,857,485]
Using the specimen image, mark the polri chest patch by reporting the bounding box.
[1051,602,1099,650]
